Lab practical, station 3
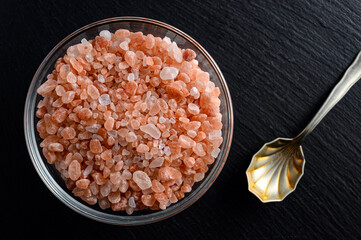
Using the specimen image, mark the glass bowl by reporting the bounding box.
[24,17,233,225]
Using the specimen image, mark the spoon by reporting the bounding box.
[246,51,361,202]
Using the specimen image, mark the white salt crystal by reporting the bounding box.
[190,87,200,99]
[119,41,129,51]
[129,197,136,208]
[81,38,88,43]
[127,73,135,81]
[159,116,166,124]
[99,30,111,41]
[164,146,171,156]
[122,149,130,156]
[208,130,222,140]
[211,148,221,158]
[99,94,111,106]
[85,54,94,63]
[97,74,105,83]
[85,124,101,133]
[159,67,179,80]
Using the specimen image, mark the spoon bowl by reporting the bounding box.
[247,138,305,202]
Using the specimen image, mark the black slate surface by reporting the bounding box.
[6,0,361,239]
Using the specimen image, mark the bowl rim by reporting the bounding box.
[24,16,234,225]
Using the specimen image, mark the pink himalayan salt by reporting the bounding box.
[139,124,161,139]
[37,80,57,96]
[160,67,179,80]
[68,160,81,181]
[137,143,149,153]
[178,135,195,149]
[35,29,223,214]
[187,103,200,115]
[158,167,182,182]
[132,171,152,190]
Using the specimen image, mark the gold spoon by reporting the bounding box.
[246,51,361,202]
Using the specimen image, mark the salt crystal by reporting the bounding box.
[187,130,197,138]
[85,124,101,133]
[211,148,221,158]
[85,54,94,63]
[164,146,171,156]
[208,130,222,140]
[160,67,179,80]
[122,149,130,156]
[99,30,111,41]
[129,197,136,208]
[127,73,135,81]
[149,157,164,168]
[98,74,105,83]
[81,38,88,43]
[190,87,200,99]
[132,171,152,190]
[119,41,129,51]
[99,94,111,106]
[139,124,161,139]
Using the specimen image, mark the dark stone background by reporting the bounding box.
[5,0,361,239]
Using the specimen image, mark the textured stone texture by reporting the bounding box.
[6,0,361,239]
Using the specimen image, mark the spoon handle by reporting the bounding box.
[296,51,361,142]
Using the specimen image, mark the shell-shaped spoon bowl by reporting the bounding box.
[246,138,305,202]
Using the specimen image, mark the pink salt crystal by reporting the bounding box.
[89,139,102,154]
[61,127,76,140]
[187,130,197,138]
[100,180,112,197]
[158,167,182,181]
[124,51,137,67]
[68,160,81,181]
[55,85,66,96]
[160,67,179,80]
[132,171,152,190]
[178,135,196,149]
[167,42,182,63]
[66,72,77,83]
[194,172,205,182]
[52,107,68,123]
[104,117,115,131]
[62,91,75,104]
[97,74,105,83]
[59,64,70,79]
[115,29,130,38]
[141,194,156,206]
[77,42,92,54]
[125,131,137,142]
[37,80,57,96]
[108,191,121,204]
[76,179,90,189]
[151,180,165,193]
[184,157,195,169]
[145,34,155,49]
[48,143,64,152]
[139,124,161,139]
[137,143,150,153]
[193,143,206,156]
[187,103,200,115]
[103,53,116,64]
[149,157,164,168]
[87,85,100,100]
